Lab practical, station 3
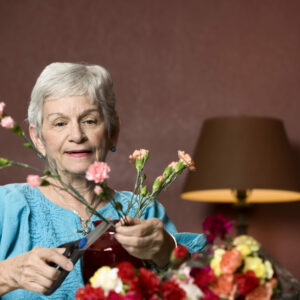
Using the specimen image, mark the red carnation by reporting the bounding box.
[170,245,189,266]
[160,280,186,300]
[117,262,136,283]
[194,266,216,289]
[129,267,160,298]
[107,291,123,300]
[173,245,188,259]
[236,270,260,296]
[202,288,220,300]
[123,291,142,300]
[75,284,105,300]
[203,214,235,243]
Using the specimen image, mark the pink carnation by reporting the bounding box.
[86,161,111,183]
[94,185,103,195]
[168,161,177,168]
[27,175,42,187]
[1,116,14,129]
[0,102,5,116]
[177,150,196,171]
[129,149,149,162]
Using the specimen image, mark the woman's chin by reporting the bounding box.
[61,168,89,179]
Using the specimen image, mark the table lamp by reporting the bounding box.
[181,116,300,234]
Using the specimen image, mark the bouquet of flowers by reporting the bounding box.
[76,214,280,300]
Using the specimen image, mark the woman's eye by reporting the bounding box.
[84,119,96,125]
[55,122,66,127]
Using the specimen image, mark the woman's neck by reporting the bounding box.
[39,175,108,219]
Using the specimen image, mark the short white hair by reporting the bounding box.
[28,62,118,141]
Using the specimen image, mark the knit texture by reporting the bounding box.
[0,183,206,299]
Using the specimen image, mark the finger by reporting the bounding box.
[38,247,74,272]
[116,218,163,237]
[115,231,158,248]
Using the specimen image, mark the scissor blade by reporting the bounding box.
[82,220,113,250]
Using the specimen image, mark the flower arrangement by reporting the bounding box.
[0,102,195,228]
[76,214,280,300]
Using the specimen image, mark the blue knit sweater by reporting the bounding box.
[0,183,206,299]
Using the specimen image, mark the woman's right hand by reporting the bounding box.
[0,246,73,295]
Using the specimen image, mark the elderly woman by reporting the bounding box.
[0,62,206,299]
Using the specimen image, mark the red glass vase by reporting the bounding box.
[81,220,144,283]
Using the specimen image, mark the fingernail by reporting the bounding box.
[67,262,73,270]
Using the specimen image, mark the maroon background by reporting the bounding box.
[0,1,299,279]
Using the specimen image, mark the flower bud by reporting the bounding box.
[140,185,148,197]
[152,176,165,193]
[174,160,186,173]
[0,158,10,167]
[162,165,173,178]
[170,245,189,266]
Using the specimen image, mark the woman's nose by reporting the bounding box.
[68,123,86,143]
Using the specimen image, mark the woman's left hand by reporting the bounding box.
[114,217,176,268]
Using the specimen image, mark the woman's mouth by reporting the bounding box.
[65,150,92,158]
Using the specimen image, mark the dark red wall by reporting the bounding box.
[0,0,299,279]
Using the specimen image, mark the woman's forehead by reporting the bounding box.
[43,95,101,118]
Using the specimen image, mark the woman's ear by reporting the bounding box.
[29,125,46,156]
[111,116,120,148]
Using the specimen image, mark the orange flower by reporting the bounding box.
[220,249,242,274]
[245,279,276,300]
[209,274,236,300]
[177,150,196,171]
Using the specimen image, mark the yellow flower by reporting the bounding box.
[243,256,266,279]
[233,235,260,253]
[264,260,274,279]
[210,248,225,276]
[235,244,251,258]
[90,266,123,295]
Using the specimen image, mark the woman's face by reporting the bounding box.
[35,95,108,176]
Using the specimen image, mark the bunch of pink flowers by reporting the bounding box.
[0,102,195,225]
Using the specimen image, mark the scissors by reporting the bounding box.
[44,219,113,296]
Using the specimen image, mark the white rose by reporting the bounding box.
[90,266,123,295]
[180,283,204,300]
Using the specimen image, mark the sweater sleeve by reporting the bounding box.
[143,199,206,254]
[0,184,31,261]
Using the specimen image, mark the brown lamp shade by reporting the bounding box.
[181,116,300,203]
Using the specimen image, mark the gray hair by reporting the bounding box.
[28,62,118,142]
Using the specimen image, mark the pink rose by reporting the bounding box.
[129,149,149,162]
[1,116,14,129]
[0,102,5,116]
[94,185,103,195]
[27,175,42,187]
[86,161,111,183]
[177,150,196,171]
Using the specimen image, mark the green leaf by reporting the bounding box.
[114,201,123,211]
[40,179,50,186]
[24,142,33,149]
[12,123,24,136]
